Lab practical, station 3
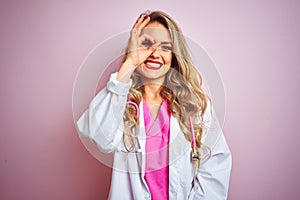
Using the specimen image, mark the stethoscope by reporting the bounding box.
[126,100,200,163]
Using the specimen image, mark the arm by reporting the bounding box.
[77,15,159,153]
[76,72,132,153]
[195,101,232,199]
[196,133,232,199]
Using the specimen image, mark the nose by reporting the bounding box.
[150,46,160,58]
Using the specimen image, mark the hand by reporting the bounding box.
[125,15,158,67]
[117,15,158,83]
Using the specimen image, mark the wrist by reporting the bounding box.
[123,59,138,68]
[116,61,136,83]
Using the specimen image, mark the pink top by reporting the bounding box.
[143,98,170,200]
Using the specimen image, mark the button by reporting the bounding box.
[144,192,151,200]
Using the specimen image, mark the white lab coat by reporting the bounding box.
[77,72,232,200]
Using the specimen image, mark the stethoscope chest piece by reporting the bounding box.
[191,148,200,162]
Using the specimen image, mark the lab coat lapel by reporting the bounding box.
[169,115,181,164]
[169,115,191,199]
[169,115,181,199]
[136,99,146,175]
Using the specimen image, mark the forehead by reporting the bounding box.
[142,22,171,43]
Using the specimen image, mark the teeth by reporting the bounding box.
[146,62,161,68]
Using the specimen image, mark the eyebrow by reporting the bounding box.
[160,41,172,45]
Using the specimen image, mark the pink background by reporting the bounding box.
[1,1,300,199]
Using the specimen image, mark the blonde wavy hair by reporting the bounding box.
[123,11,210,168]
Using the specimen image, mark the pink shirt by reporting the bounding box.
[143,98,170,200]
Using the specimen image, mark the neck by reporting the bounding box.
[141,75,165,99]
[143,83,164,118]
[143,83,162,99]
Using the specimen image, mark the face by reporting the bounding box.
[137,21,173,83]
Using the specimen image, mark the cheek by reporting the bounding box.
[163,54,173,66]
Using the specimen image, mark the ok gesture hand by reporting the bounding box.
[117,15,158,82]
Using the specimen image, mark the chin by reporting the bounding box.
[137,64,170,82]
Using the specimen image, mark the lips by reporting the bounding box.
[144,60,163,70]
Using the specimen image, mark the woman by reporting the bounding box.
[77,11,232,200]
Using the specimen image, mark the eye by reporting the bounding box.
[142,40,153,48]
[161,45,172,51]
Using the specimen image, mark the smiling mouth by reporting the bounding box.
[144,61,163,70]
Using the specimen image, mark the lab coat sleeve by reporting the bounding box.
[195,100,232,199]
[76,72,132,153]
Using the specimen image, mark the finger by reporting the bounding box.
[132,15,146,30]
[138,15,151,30]
[151,41,161,50]
[136,16,151,36]
[139,33,156,44]
[134,15,151,36]
[130,16,146,37]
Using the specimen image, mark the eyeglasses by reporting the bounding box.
[141,40,173,52]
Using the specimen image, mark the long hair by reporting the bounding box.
[122,11,210,168]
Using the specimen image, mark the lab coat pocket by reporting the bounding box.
[114,150,143,173]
